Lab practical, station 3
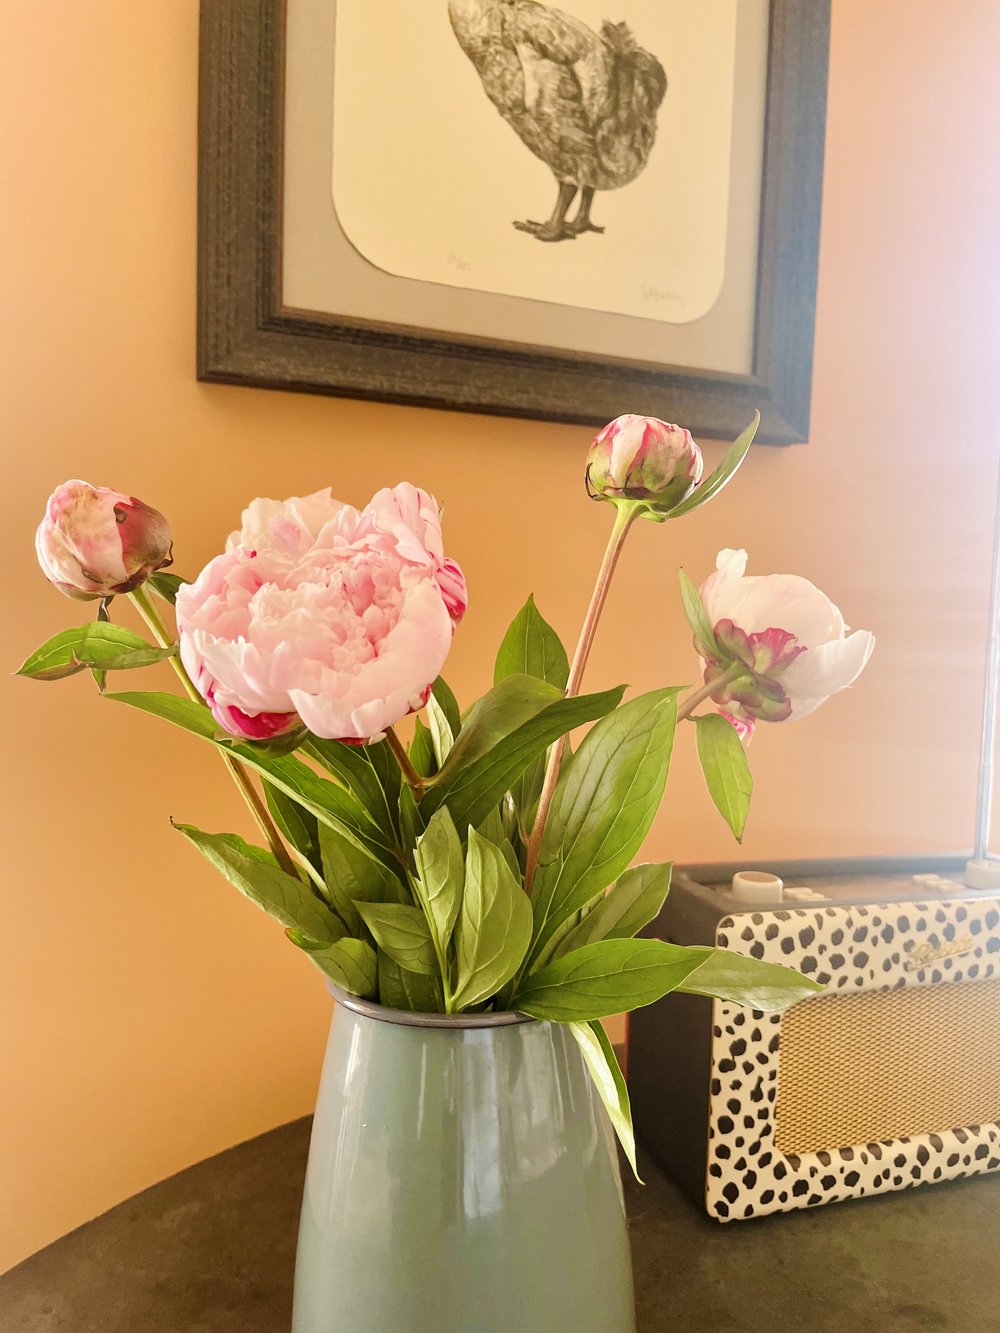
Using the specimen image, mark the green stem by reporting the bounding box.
[127,586,301,881]
[676,664,742,723]
[385,725,427,799]
[523,502,641,896]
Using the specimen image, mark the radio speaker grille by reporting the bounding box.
[775,978,1000,1155]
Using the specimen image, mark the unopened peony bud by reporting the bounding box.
[36,480,173,601]
[586,415,703,519]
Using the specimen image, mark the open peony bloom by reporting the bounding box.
[698,549,875,727]
[586,415,703,519]
[36,481,172,601]
[175,483,467,743]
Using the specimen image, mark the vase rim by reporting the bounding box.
[326,982,535,1029]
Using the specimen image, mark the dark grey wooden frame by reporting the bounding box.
[198,0,830,444]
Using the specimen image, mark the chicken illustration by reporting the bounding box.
[448,0,667,241]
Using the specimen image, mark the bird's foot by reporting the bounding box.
[513,220,576,242]
[565,218,605,236]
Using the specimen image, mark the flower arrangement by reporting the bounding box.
[20,413,873,1174]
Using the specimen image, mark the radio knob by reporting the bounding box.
[730,871,784,904]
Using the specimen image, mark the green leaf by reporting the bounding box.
[677,948,823,1010]
[513,938,712,1021]
[409,717,437,778]
[287,931,377,998]
[494,596,570,690]
[570,1020,640,1181]
[304,737,400,834]
[665,411,759,518]
[146,571,188,605]
[677,568,718,660]
[398,782,425,862]
[422,683,625,834]
[265,786,321,869]
[413,807,465,960]
[176,825,344,942]
[107,692,399,871]
[433,675,564,778]
[529,689,679,964]
[357,902,438,976]
[319,821,402,936]
[377,952,442,1012]
[529,891,605,973]
[553,863,672,959]
[431,677,462,739]
[426,693,455,767]
[17,623,176,681]
[694,713,753,841]
[452,829,533,1011]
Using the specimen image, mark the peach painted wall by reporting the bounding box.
[2,0,999,1273]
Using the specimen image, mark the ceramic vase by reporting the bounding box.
[292,988,636,1332]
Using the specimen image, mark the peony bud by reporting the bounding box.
[36,480,173,601]
[697,549,875,725]
[586,415,704,519]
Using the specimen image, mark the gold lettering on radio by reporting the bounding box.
[904,937,974,972]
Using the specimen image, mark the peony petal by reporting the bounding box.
[782,630,876,720]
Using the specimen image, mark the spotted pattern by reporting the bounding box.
[706,897,1000,1222]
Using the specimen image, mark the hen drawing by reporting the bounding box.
[448,0,667,241]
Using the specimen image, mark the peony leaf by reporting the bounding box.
[551,863,672,961]
[431,677,462,739]
[409,717,437,779]
[176,824,345,941]
[17,624,176,681]
[146,571,189,606]
[357,902,439,976]
[677,948,823,1009]
[287,931,378,998]
[425,693,455,767]
[422,682,624,834]
[319,821,403,937]
[451,829,533,1011]
[677,568,719,660]
[665,411,759,518]
[528,689,679,967]
[513,939,710,1021]
[413,806,465,961]
[569,1020,640,1182]
[494,595,569,690]
[434,675,564,778]
[305,737,401,834]
[377,952,442,1012]
[694,713,753,841]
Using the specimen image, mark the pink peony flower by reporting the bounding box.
[586,415,703,518]
[176,483,467,743]
[698,549,874,724]
[35,480,172,601]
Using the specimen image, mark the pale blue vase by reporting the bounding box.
[292,989,636,1333]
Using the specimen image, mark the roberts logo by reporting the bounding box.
[904,936,974,972]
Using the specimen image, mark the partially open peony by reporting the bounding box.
[698,549,874,728]
[176,483,467,742]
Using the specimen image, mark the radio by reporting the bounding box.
[628,857,1000,1222]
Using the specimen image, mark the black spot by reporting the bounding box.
[897,915,910,931]
[716,1144,731,1159]
[743,1061,755,1075]
[987,938,1000,955]
[845,1171,860,1186]
[759,1152,773,1167]
[769,1034,780,1053]
[778,1192,788,1203]
[894,1154,906,1168]
[944,923,956,942]
[929,1134,944,1152]
[711,1079,721,1095]
[727,1099,741,1114]
[931,969,943,983]
[709,1163,722,1177]
[817,1151,832,1167]
[829,953,845,969]
[715,1202,729,1218]
[947,1153,960,1167]
[821,1175,836,1189]
[761,1189,775,1205]
[853,926,868,943]
[955,1129,969,1144]
[882,959,893,972]
[713,1025,723,1038]
[831,929,844,946]
[801,956,818,974]
[868,1144,883,1160]
[750,943,765,959]
[881,925,895,943]
[723,1182,739,1203]
[750,1084,764,1104]
[731,1038,747,1056]
[718,1116,734,1134]
[719,1059,736,1073]
[744,1115,756,1129]
[988,909,999,930]
[799,926,815,947]
[976,1144,990,1160]
[740,926,754,941]
[735,1136,745,1148]
[734,1156,747,1171]
[781,938,795,955]
[733,1013,747,1027]
[893,1176,903,1186]
[916,1145,930,1165]
[911,1166,921,1180]
[841,1147,854,1161]
[971,920,983,936]
[751,1027,762,1042]
[743,1170,757,1188]
[774,1162,788,1180]
[792,1180,809,1197]
[807,1193,824,1206]
[855,951,869,967]
[765,923,779,940]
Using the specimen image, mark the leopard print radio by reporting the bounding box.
[629,859,1000,1221]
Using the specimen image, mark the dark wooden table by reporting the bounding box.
[3,1117,998,1332]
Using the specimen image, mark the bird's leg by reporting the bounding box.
[565,186,605,236]
[514,181,578,242]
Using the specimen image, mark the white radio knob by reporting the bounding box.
[730,871,784,904]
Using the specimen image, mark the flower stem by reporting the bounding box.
[385,725,427,799]
[523,502,641,896]
[127,586,301,881]
[675,664,742,723]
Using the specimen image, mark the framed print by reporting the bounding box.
[198,1,831,443]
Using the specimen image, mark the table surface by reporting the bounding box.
[3,1116,1000,1333]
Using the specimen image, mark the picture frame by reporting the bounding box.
[198,1,831,444]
